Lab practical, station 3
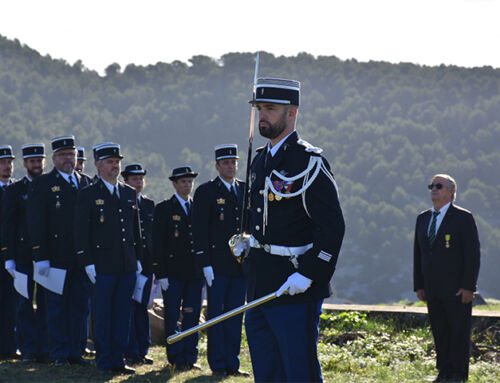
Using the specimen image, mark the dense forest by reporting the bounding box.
[1,35,499,303]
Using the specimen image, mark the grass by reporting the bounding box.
[1,311,498,382]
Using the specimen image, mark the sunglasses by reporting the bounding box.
[428,183,443,190]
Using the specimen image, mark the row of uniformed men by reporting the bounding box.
[1,77,346,382]
[0,138,248,376]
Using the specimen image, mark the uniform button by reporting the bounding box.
[257,208,262,213]
[141,228,144,231]
[190,241,194,244]
[143,245,146,248]
[119,209,122,213]
[236,217,239,220]
[259,190,264,195]
[54,234,58,238]
[191,250,194,253]
[140,220,144,224]
[142,236,146,240]
[122,228,125,232]
[237,228,240,233]
[96,245,100,249]
[235,207,238,211]
[255,225,260,231]
[120,219,124,222]
[188,224,192,228]
[169,254,174,258]
[122,238,126,242]
[212,245,215,249]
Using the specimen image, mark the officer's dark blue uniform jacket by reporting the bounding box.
[192,178,245,277]
[153,195,200,280]
[245,131,345,305]
[27,169,91,269]
[138,196,154,276]
[74,179,142,274]
[1,177,34,267]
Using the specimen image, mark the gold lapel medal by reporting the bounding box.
[268,192,275,202]
[445,234,451,248]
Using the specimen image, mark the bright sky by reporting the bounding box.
[1,0,499,74]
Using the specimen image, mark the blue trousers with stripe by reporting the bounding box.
[94,271,136,370]
[16,264,49,357]
[0,266,18,355]
[245,299,323,382]
[162,278,204,365]
[206,275,246,372]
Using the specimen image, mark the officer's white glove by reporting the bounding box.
[85,264,97,284]
[5,260,16,278]
[277,272,312,297]
[36,260,51,277]
[157,278,169,291]
[203,266,214,287]
[136,260,143,275]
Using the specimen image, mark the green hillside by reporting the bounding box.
[1,35,499,302]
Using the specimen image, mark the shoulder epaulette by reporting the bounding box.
[297,139,323,155]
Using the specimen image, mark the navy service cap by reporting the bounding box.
[51,136,76,152]
[22,143,45,158]
[215,144,239,161]
[121,163,147,178]
[93,142,123,161]
[250,78,300,106]
[169,166,198,181]
[77,147,86,160]
[0,145,15,159]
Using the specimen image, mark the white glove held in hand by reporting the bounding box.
[5,260,16,278]
[85,264,96,284]
[277,272,312,297]
[36,260,51,277]
[157,278,169,291]
[136,260,143,275]
[203,266,214,287]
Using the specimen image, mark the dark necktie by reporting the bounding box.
[112,185,120,203]
[185,201,191,216]
[231,184,238,200]
[428,211,440,246]
[264,150,272,173]
[69,175,77,190]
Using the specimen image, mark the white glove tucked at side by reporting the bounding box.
[5,260,16,278]
[203,266,214,287]
[85,264,96,284]
[277,272,312,297]
[157,278,169,291]
[35,260,50,277]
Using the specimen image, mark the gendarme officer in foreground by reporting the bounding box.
[243,78,345,382]
[75,142,143,375]
[28,136,92,367]
[2,144,49,363]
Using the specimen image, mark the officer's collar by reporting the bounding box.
[218,176,237,192]
[267,130,297,157]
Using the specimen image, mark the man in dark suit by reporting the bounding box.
[242,78,345,382]
[414,174,480,383]
[27,136,92,367]
[192,146,248,377]
[0,145,18,360]
[74,142,142,375]
[122,163,155,366]
[153,166,203,371]
[2,144,49,363]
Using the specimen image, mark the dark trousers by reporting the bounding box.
[245,299,323,383]
[162,278,204,365]
[80,282,96,353]
[94,272,136,370]
[0,266,18,355]
[16,264,49,357]
[427,297,472,380]
[206,275,246,372]
[126,273,153,359]
[46,268,90,360]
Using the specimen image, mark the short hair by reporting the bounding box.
[432,173,457,201]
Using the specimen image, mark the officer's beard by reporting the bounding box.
[259,109,287,140]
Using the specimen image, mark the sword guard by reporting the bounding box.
[228,233,250,263]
